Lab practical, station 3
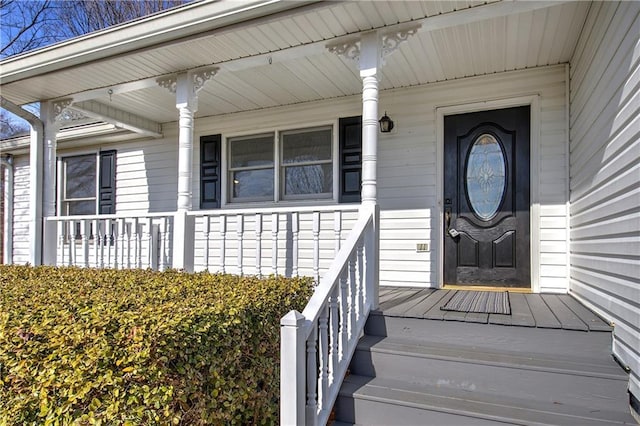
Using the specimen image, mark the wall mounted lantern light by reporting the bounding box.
[379,112,394,133]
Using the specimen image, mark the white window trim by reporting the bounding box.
[57,151,100,217]
[221,120,339,207]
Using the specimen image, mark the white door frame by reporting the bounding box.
[435,95,541,292]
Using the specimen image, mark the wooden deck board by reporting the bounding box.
[384,289,435,316]
[463,312,489,323]
[524,294,561,328]
[506,293,536,327]
[378,288,424,312]
[424,291,456,320]
[558,295,613,331]
[541,294,589,331]
[375,288,611,331]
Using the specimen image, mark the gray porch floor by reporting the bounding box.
[377,287,613,332]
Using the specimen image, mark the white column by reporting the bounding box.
[41,101,62,265]
[159,67,218,271]
[359,32,381,206]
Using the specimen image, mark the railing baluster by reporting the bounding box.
[219,215,227,273]
[348,253,357,341]
[112,220,119,269]
[203,216,211,271]
[328,286,339,386]
[80,219,89,267]
[98,220,105,268]
[339,268,348,362]
[132,218,141,269]
[69,220,76,266]
[105,219,113,268]
[118,218,126,269]
[292,212,299,276]
[306,326,318,424]
[318,304,329,413]
[93,219,100,268]
[357,237,365,324]
[144,217,152,269]
[334,210,342,254]
[124,220,131,269]
[159,218,167,271]
[272,213,278,275]
[313,211,320,285]
[57,221,65,266]
[255,213,262,277]
[237,214,244,276]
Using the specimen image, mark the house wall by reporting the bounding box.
[9,65,569,293]
[568,1,640,401]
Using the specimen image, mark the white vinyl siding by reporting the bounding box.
[10,156,30,265]
[7,66,568,292]
[569,1,640,401]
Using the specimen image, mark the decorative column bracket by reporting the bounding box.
[327,24,420,64]
[156,66,220,100]
[51,98,90,125]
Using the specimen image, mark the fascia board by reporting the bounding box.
[0,0,318,84]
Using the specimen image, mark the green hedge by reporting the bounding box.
[0,265,313,425]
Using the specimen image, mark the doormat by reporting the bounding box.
[441,290,511,315]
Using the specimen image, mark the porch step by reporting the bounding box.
[333,314,635,425]
[336,375,633,425]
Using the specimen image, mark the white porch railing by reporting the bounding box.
[280,204,377,426]
[43,205,359,278]
[45,213,173,270]
[188,205,359,280]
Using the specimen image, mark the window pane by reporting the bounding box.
[466,134,506,220]
[65,155,96,199]
[284,164,332,196]
[282,128,332,164]
[230,135,274,168]
[67,200,96,216]
[232,169,274,199]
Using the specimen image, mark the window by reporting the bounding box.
[61,154,97,215]
[281,127,332,199]
[59,150,116,216]
[229,133,275,202]
[227,126,333,203]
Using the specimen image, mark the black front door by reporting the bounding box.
[444,106,530,288]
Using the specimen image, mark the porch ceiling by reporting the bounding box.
[0,0,590,127]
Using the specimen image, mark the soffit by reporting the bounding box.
[0,1,590,125]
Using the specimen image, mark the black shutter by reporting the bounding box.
[98,150,116,214]
[200,134,222,209]
[339,116,362,203]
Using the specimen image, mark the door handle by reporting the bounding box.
[445,207,460,238]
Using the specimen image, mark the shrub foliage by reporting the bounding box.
[0,265,313,425]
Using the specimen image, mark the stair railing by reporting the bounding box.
[281,204,377,426]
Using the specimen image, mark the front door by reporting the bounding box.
[444,106,530,288]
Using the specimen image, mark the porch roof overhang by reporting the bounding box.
[0,0,590,144]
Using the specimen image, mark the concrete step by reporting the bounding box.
[336,375,635,425]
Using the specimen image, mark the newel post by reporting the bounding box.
[281,310,306,426]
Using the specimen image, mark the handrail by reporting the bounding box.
[300,208,373,338]
[45,211,176,221]
[281,204,377,426]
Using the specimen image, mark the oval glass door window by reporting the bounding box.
[466,134,506,220]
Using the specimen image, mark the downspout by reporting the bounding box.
[0,97,45,265]
[1,155,14,264]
